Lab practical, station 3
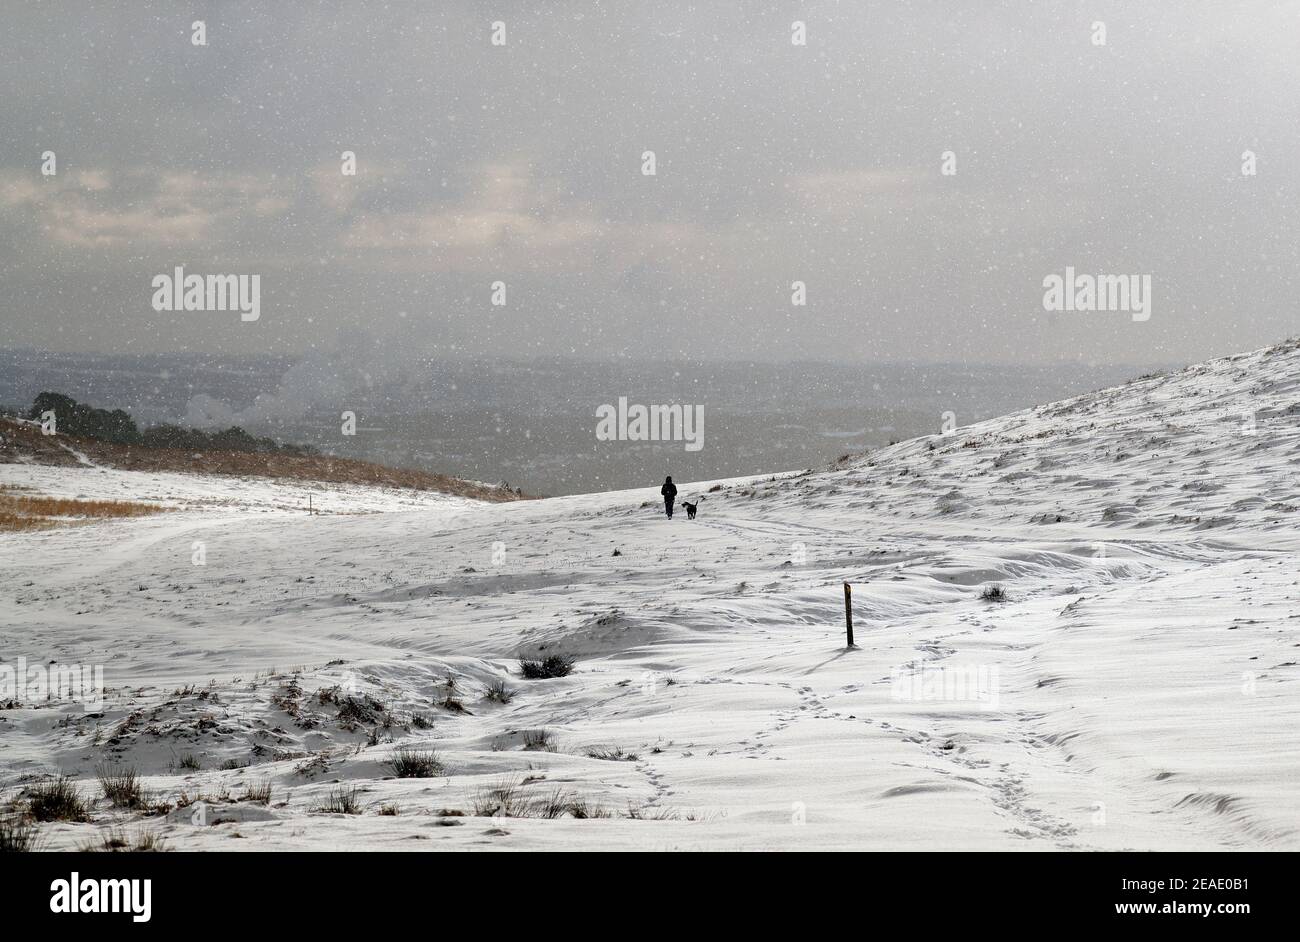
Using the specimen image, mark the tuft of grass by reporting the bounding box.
[530,788,574,820]
[377,803,401,816]
[566,797,613,819]
[27,776,89,823]
[980,584,1008,603]
[474,778,561,819]
[482,680,514,704]
[470,777,611,820]
[472,777,529,818]
[388,748,444,778]
[584,745,639,762]
[176,784,231,807]
[521,729,556,752]
[97,764,146,809]
[410,712,434,729]
[293,752,330,779]
[0,817,43,852]
[240,779,273,804]
[334,693,388,727]
[78,827,168,853]
[176,754,202,771]
[317,786,363,815]
[519,654,574,680]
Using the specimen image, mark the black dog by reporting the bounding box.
[682,498,702,520]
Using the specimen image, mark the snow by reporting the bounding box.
[0,463,480,517]
[2,340,1298,850]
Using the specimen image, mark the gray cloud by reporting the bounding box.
[1,1,1297,365]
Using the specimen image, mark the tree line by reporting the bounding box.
[24,392,317,456]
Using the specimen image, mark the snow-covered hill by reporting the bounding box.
[2,340,1298,851]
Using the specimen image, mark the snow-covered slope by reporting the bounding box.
[2,340,1298,851]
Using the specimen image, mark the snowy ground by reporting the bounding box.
[2,340,1298,851]
[0,462,482,517]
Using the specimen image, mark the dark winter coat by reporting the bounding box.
[661,479,677,500]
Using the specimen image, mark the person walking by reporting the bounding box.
[661,475,677,519]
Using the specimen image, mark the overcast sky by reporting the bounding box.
[1,1,1297,366]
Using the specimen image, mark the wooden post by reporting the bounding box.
[844,582,854,647]
[308,494,312,515]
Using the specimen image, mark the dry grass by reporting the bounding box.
[470,777,613,820]
[97,764,147,809]
[0,816,44,851]
[521,729,557,752]
[240,780,273,804]
[980,584,1008,603]
[0,416,531,502]
[519,654,575,680]
[77,827,169,853]
[317,786,363,815]
[388,748,444,778]
[26,776,90,823]
[0,488,168,532]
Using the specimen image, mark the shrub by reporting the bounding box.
[980,584,1008,602]
[241,780,273,804]
[97,765,146,809]
[469,778,610,820]
[78,828,168,853]
[129,831,168,852]
[0,817,42,852]
[482,680,514,704]
[472,777,528,817]
[318,786,363,814]
[530,788,574,820]
[519,654,574,680]
[27,776,89,823]
[335,693,387,726]
[566,798,612,819]
[585,745,638,762]
[388,748,444,778]
[174,785,230,810]
[521,729,556,752]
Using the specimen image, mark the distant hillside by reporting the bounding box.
[0,410,528,503]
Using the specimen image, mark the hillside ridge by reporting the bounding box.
[0,414,527,503]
